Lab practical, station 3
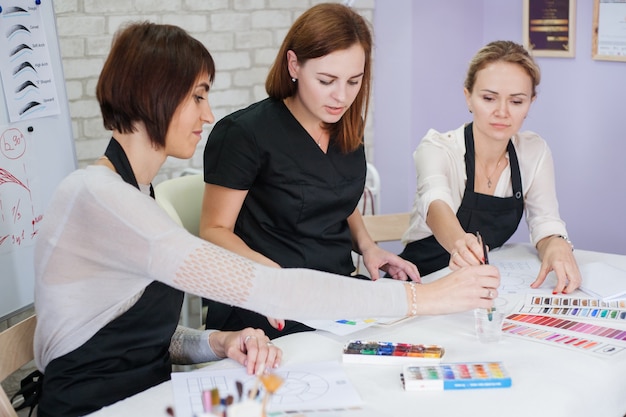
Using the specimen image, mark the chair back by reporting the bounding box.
[154,174,204,237]
[0,315,37,417]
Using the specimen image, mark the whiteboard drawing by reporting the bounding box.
[0,125,42,254]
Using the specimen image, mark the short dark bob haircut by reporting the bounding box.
[96,22,215,148]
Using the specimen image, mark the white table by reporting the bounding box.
[89,244,626,417]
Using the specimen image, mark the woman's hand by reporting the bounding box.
[448,232,485,270]
[209,328,282,375]
[362,244,421,282]
[266,317,285,332]
[532,235,581,294]
[411,265,501,315]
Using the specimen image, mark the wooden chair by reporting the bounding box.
[0,315,37,417]
[362,212,411,242]
[355,212,411,276]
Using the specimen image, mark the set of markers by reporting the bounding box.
[342,340,512,391]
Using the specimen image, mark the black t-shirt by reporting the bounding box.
[204,98,366,276]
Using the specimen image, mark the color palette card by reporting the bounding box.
[342,340,444,365]
[513,294,626,322]
[402,362,511,391]
[503,313,626,358]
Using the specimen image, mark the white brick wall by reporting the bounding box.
[53,0,375,184]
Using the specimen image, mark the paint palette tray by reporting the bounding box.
[401,362,512,391]
[342,340,444,364]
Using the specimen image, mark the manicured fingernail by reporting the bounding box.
[278,323,284,331]
[552,291,558,295]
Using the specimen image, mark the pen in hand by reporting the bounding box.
[476,232,493,321]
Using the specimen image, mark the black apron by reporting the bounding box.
[399,123,524,276]
[38,138,184,417]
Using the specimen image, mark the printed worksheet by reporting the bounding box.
[171,360,362,416]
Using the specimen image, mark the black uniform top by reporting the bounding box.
[204,98,366,276]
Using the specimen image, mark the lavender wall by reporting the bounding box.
[374,1,626,255]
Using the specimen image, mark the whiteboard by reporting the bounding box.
[0,0,76,319]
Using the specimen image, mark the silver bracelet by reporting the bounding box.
[556,235,574,251]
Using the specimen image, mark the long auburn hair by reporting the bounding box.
[265,3,372,154]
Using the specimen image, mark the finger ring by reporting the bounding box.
[267,341,274,346]
[244,335,255,344]
[487,289,493,299]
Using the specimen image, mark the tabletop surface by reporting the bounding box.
[88,244,626,417]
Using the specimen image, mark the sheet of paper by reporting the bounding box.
[491,258,547,294]
[171,360,362,416]
[580,262,626,300]
[301,316,406,336]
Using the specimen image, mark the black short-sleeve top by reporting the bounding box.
[203,98,366,276]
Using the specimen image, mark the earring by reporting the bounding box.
[291,78,297,82]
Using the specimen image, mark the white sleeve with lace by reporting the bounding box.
[169,326,219,365]
[165,242,409,321]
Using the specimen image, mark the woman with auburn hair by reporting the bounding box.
[201,3,418,338]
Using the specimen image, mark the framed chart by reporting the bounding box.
[592,0,626,62]
[523,0,576,58]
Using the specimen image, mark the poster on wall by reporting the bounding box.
[523,0,576,58]
[0,1,61,122]
[592,0,626,62]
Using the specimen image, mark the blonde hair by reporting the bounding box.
[465,40,540,98]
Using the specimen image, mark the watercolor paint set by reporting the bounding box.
[514,295,626,321]
[502,313,626,358]
[401,362,511,391]
[342,340,444,364]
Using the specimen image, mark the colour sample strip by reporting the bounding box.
[502,320,625,358]
[506,314,626,342]
[527,295,626,310]
[514,295,626,322]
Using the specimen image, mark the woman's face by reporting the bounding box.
[288,43,365,126]
[464,61,534,143]
[165,74,214,159]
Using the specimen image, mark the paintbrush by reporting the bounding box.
[476,232,494,321]
[260,373,284,416]
[235,380,243,402]
[248,362,265,400]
